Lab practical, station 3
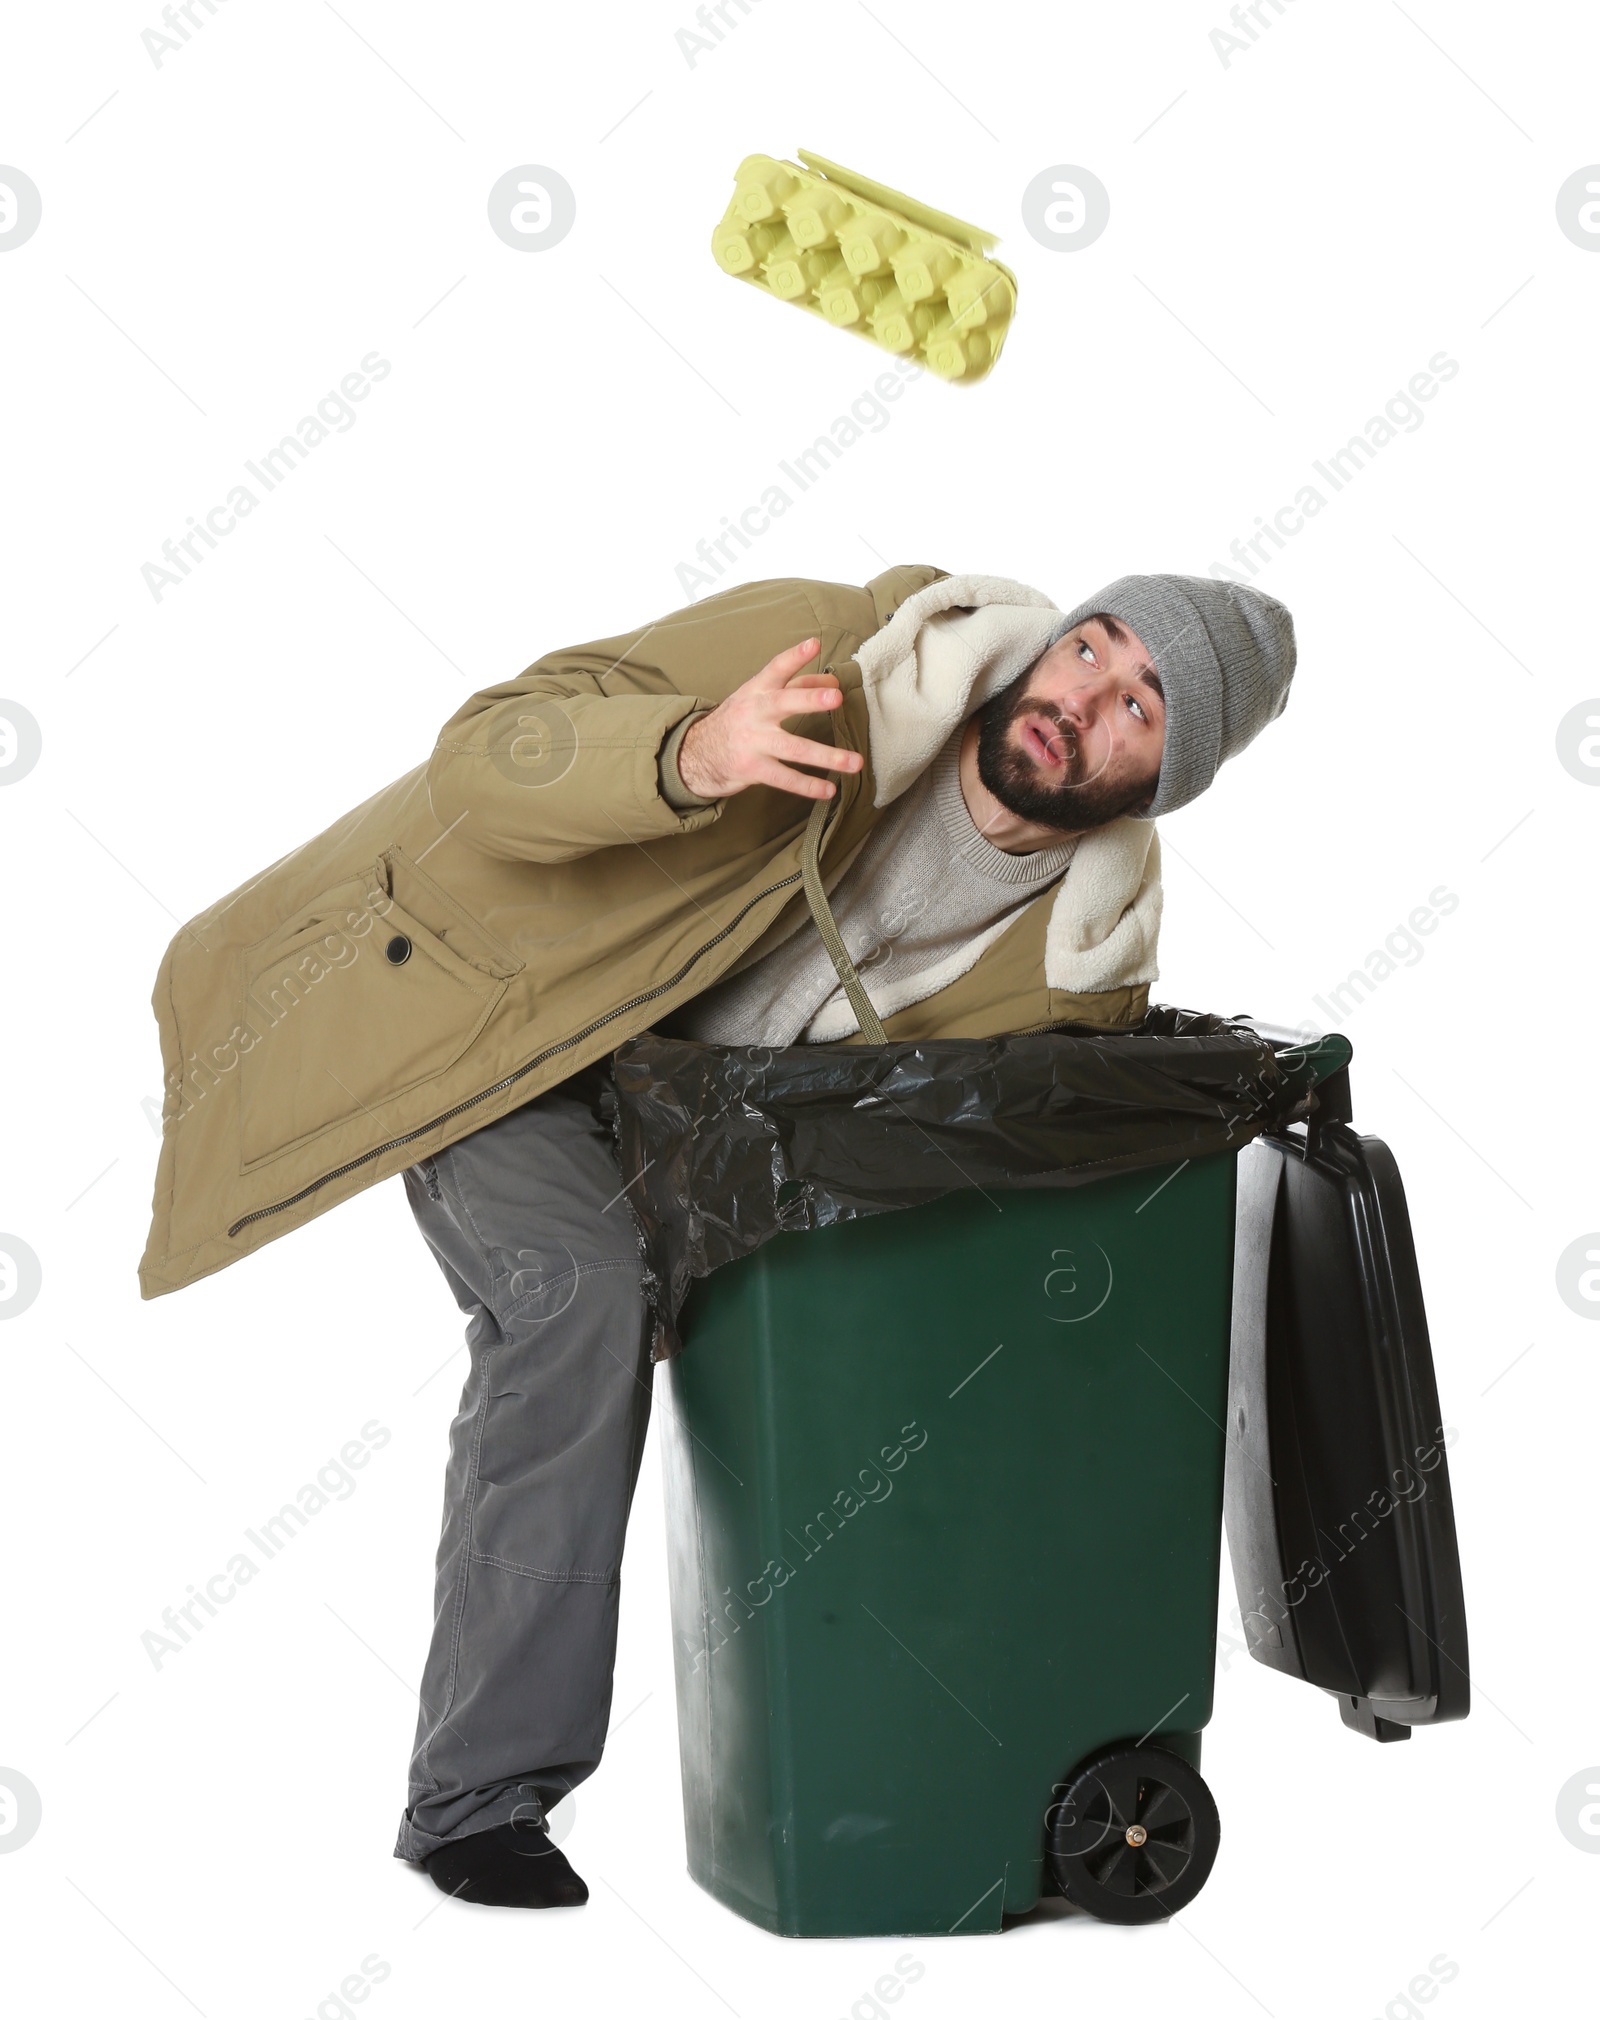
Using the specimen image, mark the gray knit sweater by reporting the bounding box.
[674,730,1075,1046]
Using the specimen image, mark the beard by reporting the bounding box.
[974,677,1155,833]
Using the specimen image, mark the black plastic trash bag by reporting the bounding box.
[611,1005,1322,1357]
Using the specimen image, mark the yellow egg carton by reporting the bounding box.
[711,149,1017,384]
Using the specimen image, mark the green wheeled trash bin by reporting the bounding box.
[661,1154,1236,1936]
[612,1015,1465,1937]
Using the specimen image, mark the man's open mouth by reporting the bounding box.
[1021,716,1071,771]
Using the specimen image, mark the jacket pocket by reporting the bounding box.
[378,846,524,980]
[237,866,512,1171]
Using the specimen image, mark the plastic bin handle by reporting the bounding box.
[1270,1031,1354,1106]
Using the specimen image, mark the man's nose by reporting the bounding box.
[1058,677,1111,734]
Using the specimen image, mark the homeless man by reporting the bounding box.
[139,564,1295,1907]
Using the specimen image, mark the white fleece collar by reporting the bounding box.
[853,573,1162,999]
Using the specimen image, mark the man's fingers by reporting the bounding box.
[754,637,822,685]
[755,760,836,800]
[767,684,843,721]
[770,730,862,773]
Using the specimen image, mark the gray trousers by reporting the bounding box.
[393,1064,654,1863]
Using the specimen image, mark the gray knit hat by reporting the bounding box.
[1049,574,1296,819]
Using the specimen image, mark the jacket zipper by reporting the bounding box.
[227,867,804,1237]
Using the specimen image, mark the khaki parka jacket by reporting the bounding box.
[139,565,1149,1298]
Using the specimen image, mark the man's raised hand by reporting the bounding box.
[675,638,865,802]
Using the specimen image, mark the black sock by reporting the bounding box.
[423,1819,588,1910]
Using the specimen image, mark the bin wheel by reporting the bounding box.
[1045,1743,1220,1925]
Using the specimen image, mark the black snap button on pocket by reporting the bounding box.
[384,933,412,965]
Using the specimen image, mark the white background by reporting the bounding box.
[2,1,1596,2014]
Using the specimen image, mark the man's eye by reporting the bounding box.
[1125,694,1147,723]
[1077,640,1095,663]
